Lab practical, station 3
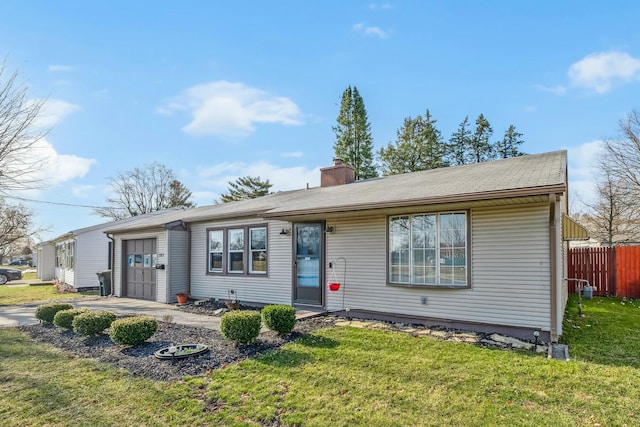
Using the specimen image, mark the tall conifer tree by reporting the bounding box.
[332,86,377,179]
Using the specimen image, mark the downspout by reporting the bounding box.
[186,222,191,296]
[107,233,115,296]
[549,193,559,342]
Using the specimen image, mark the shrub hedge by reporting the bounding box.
[220,310,261,344]
[262,304,296,334]
[53,308,90,329]
[109,316,158,345]
[72,310,116,336]
[35,303,74,324]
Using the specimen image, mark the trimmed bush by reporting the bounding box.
[220,310,261,344]
[72,310,116,336]
[35,303,74,324]
[109,316,158,346]
[262,304,296,334]
[53,308,90,329]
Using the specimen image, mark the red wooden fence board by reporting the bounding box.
[617,246,640,299]
[568,246,640,298]
[567,247,615,296]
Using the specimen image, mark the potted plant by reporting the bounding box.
[176,292,189,305]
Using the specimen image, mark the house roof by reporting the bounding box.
[44,207,189,244]
[103,150,567,234]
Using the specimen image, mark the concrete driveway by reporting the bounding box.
[0,296,221,330]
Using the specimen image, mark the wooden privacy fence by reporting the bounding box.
[568,246,640,298]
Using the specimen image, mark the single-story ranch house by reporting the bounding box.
[102,151,587,342]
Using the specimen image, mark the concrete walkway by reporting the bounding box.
[0,297,224,329]
[0,296,320,330]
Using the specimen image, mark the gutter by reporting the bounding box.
[263,185,567,219]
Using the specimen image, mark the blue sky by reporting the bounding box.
[1,1,639,241]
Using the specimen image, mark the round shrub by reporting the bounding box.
[109,316,158,346]
[35,303,74,324]
[220,310,261,344]
[72,310,116,336]
[53,308,90,329]
[262,304,296,334]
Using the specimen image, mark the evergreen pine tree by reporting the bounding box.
[470,113,495,163]
[378,109,447,175]
[332,86,377,179]
[220,176,273,203]
[447,116,472,166]
[495,125,526,158]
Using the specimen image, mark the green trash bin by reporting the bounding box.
[96,270,112,296]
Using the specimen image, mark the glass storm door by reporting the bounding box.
[294,223,323,305]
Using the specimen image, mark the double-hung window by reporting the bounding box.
[228,229,245,273]
[389,212,468,287]
[207,225,268,275]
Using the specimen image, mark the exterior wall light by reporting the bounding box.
[279,228,291,236]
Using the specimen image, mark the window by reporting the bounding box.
[228,229,245,273]
[249,227,267,274]
[207,225,268,275]
[209,230,223,272]
[389,212,468,287]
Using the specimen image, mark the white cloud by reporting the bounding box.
[48,64,75,72]
[568,51,640,94]
[194,161,320,202]
[566,140,604,208]
[353,22,389,39]
[281,151,304,158]
[535,84,567,95]
[32,99,81,128]
[14,138,95,191]
[158,81,303,137]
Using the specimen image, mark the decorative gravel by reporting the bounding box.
[18,315,337,382]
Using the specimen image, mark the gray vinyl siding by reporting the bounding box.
[167,229,189,303]
[113,231,168,300]
[325,204,552,331]
[74,229,111,288]
[190,219,292,305]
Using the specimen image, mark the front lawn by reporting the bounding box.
[561,294,640,367]
[2,306,640,426]
[0,285,98,306]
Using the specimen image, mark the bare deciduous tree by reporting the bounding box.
[0,197,46,259]
[94,162,195,220]
[583,168,640,245]
[602,110,640,189]
[0,61,47,194]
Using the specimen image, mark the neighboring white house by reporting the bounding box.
[37,209,185,289]
[103,151,587,342]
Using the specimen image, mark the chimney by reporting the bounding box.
[320,158,356,187]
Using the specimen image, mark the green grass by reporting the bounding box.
[0,328,213,426]
[561,294,640,367]
[0,285,98,306]
[2,294,640,426]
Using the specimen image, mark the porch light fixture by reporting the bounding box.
[279,228,291,236]
[325,225,335,233]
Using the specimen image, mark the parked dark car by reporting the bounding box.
[8,259,29,266]
[0,268,22,284]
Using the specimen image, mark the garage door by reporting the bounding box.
[124,238,157,300]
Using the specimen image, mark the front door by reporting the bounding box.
[294,223,323,305]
